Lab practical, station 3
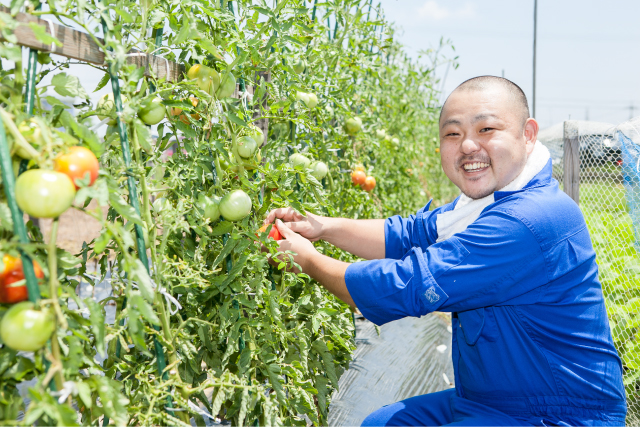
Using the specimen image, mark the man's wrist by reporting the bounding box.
[318,216,339,242]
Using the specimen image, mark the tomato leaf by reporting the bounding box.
[0,201,13,231]
[27,22,62,48]
[52,73,89,99]
[130,259,155,303]
[84,297,106,356]
[93,72,111,93]
[227,111,247,128]
[108,192,143,226]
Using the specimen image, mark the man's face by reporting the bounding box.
[439,87,537,199]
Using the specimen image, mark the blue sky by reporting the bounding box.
[378,0,640,129]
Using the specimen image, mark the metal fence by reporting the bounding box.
[539,119,640,424]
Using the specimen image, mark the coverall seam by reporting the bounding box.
[513,305,566,397]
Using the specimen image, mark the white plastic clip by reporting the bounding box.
[43,19,56,53]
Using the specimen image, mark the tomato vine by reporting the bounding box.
[0,0,456,425]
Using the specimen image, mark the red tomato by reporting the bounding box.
[0,256,43,304]
[257,224,282,241]
[54,146,99,189]
[362,176,376,192]
[351,170,366,186]
[1,271,28,303]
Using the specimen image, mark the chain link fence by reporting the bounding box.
[539,119,640,424]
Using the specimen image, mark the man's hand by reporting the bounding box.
[264,208,326,242]
[270,219,318,273]
[264,207,386,260]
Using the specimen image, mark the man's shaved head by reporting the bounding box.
[441,76,530,127]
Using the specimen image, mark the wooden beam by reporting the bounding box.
[0,7,257,107]
[563,120,580,204]
[0,6,185,82]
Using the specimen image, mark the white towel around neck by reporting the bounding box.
[435,141,551,242]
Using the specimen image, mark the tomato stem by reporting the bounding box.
[47,217,68,400]
[47,218,67,329]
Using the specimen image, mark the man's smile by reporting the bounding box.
[462,162,491,173]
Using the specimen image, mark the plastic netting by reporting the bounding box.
[539,119,640,424]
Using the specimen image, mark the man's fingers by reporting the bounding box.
[264,207,301,225]
[275,219,295,238]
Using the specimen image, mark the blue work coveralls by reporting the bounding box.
[345,161,627,426]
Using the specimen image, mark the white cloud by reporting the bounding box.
[418,1,476,20]
[418,0,450,20]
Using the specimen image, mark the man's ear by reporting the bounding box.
[523,118,539,154]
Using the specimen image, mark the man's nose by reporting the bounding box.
[461,138,481,154]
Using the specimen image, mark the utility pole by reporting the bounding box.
[532,0,538,118]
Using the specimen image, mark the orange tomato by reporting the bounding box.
[257,224,282,241]
[170,97,200,124]
[435,147,440,153]
[362,176,376,192]
[54,146,99,189]
[351,170,366,186]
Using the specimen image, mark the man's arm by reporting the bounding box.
[264,208,385,260]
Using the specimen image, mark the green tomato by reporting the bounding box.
[187,64,221,96]
[219,190,252,222]
[376,129,386,139]
[96,93,128,125]
[344,117,362,135]
[138,97,166,125]
[247,126,265,145]
[289,153,311,169]
[391,137,400,146]
[305,93,318,109]
[15,170,76,218]
[0,302,54,352]
[216,72,236,99]
[198,194,221,222]
[296,91,309,104]
[236,136,258,159]
[293,59,306,74]
[153,197,171,213]
[310,161,328,180]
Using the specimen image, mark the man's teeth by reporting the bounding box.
[463,162,490,171]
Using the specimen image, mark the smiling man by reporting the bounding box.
[264,76,626,426]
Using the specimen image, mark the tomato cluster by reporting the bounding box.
[351,166,377,192]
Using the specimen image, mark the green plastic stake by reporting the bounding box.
[99,14,172,413]
[0,117,40,302]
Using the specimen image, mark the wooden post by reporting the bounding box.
[563,120,580,204]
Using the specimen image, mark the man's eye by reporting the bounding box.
[445,132,459,137]
[480,127,494,133]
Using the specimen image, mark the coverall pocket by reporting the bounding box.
[458,308,485,345]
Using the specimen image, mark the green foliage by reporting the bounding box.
[0,0,455,425]
[581,183,640,417]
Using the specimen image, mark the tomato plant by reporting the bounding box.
[0,0,458,424]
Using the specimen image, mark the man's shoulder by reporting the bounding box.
[491,179,588,250]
